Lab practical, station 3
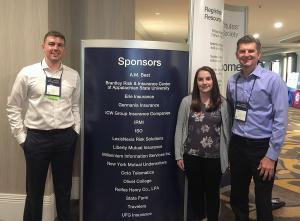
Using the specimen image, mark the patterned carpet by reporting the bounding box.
[220,107,300,221]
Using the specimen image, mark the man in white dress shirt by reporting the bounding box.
[7,31,80,221]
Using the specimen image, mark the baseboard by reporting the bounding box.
[0,193,56,221]
[0,176,80,221]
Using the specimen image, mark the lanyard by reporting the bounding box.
[41,61,64,79]
[41,62,64,99]
[235,74,257,105]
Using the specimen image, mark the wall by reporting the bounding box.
[297,51,300,77]
[262,54,285,79]
[0,0,134,220]
[0,0,48,194]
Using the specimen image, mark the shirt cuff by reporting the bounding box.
[73,125,80,135]
[266,147,279,161]
[16,131,27,144]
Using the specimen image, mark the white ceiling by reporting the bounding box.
[135,0,300,54]
[135,0,189,42]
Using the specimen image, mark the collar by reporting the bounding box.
[41,58,63,72]
[238,64,263,79]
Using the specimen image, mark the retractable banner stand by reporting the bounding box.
[189,0,224,90]
[223,4,247,94]
[189,1,247,95]
[81,40,188,221]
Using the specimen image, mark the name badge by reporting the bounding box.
[45,77,61,100]
[235,102,248,122]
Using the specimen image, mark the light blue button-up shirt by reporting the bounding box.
[227,65,288,160]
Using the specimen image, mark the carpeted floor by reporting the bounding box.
[68,108,300,221]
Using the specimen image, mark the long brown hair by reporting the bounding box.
[191,66,221,112]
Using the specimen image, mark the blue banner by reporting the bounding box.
[83,42,188,221]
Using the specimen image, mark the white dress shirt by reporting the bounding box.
[7,59,80,144]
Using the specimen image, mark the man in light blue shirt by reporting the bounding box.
[226,35,288,221]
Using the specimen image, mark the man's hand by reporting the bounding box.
[257,157,276,181]
[177,159,185,171]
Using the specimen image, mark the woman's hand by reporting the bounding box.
[177,159,185,171]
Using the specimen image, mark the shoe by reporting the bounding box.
[271,198,286,210]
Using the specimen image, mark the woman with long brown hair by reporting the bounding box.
[175,66,232,221]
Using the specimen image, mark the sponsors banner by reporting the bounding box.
[82,40,188,221]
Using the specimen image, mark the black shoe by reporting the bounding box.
[271,198,286,210]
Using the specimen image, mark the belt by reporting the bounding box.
[232,134,270,142]
[27,127,72,134]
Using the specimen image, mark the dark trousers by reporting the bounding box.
[23,127,77,221]
[229,134,275,221]
[184,154,222,221]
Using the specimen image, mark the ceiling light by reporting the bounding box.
[274,22,283,29]
[253,33,260,38]
[154,12,160,15]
